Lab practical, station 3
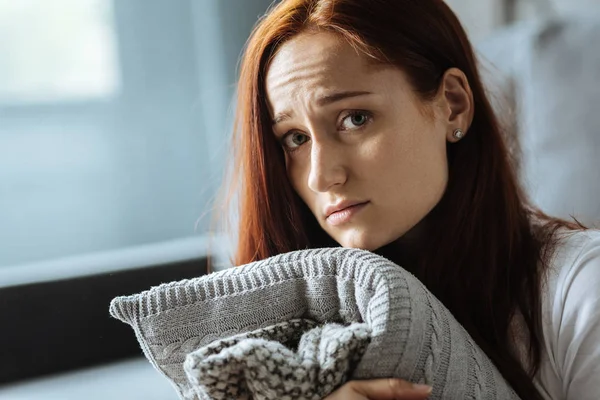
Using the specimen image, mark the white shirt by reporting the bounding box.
[533,229,600,399]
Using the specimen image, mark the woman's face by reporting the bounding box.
[265,31,470,250]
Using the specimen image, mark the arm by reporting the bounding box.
[554,233,600,399]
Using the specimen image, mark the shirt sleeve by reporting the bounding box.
[554,233,600,399]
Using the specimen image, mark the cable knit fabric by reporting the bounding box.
[109,248,520,400]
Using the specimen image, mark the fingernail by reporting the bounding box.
[412,383,432,393]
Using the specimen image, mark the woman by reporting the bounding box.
[225,0,600,399]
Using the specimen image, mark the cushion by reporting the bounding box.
[110,248,519,399]
[184,319,370,399]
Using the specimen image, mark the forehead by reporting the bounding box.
[265,31,377,104]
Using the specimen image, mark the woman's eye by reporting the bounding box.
[340,111,371,130]
[282,131,309,150]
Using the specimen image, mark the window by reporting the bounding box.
[0,0,273,268]
[0,0,119,104]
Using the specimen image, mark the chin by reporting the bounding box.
[335,230,386,252]
[331,221,411,252]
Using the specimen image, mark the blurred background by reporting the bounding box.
[0,0,598,399]
[0,0,244,269]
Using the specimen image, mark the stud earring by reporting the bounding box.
[452,128,465,140]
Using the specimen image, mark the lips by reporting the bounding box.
[324,201,369,225]
[325,201,363,218]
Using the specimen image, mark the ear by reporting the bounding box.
[436,68,474,142]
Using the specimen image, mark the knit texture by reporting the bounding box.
[109,248,520,400]
[184,319,370,400]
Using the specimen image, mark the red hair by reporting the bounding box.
[223,1,583,398]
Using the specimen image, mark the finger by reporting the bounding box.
[351,378,432,400]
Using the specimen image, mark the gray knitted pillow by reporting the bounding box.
[110,248,520,400]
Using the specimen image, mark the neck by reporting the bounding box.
[375,218,428,272]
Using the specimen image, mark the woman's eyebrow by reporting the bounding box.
[316,90,373,106]
[272,91,373,126]
[272,113,292,126]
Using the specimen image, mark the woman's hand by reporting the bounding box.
[324,379,432,400]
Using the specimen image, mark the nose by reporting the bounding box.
[307,138,347,193]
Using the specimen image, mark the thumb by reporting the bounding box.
[351,379,432,399]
